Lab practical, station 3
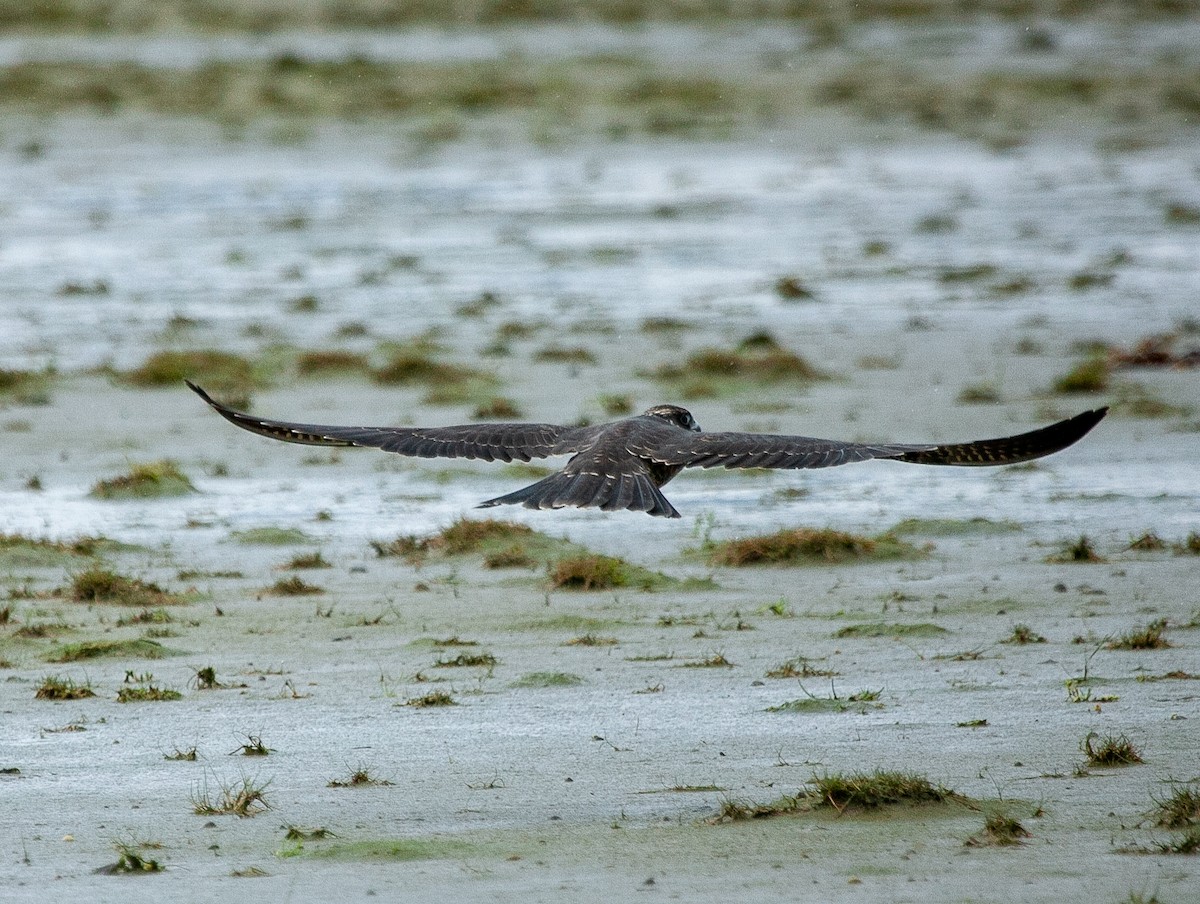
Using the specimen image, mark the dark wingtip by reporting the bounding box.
[184,380,214,405]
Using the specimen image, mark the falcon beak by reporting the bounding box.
[691,422,702,432]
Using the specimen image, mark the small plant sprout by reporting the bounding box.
[404,690,458,707]
[965,813,1032,847]
[1003,624,1046,645]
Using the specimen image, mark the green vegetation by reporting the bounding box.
[1082,731,1143,767]
[433,651,497,668]
[706,527,923,566]
[833,622,947,638]
[965,813,1031,847]
[0,367,53,405]
[1045,535,1105,563]
[295,350,371,377]
[264,576,325,596]
[712,769,957,822]
[373,345,498,405]
[766,690,881,713]
[509,671,583,688]
[548,553,677,591]
[90,460,195,499]
[652,333,827,399]
[0,532,107,568]
[1152,783,1200,829]
[283,550,332,569]
[890,517,1020,536]
[192,774,270,817]
[35,674,96,700]
[48,638,179,662]
[120,349,262,398]
[764,657,836,679]
[69,567,184,606]
[1053,357,1111,394]
[1003,623,1047,645]
[1108,620,1170,650]
[404,691,458,707]
[232,526,313,545]
[117,683,183,702]
[328,765,393,786]
[104,841,164,874]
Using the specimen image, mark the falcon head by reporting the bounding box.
[643,404,701,432]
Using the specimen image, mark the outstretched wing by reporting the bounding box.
[186,381,602,463]
[644,408,1107,471]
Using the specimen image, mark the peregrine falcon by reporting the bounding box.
[187,381,1106,519]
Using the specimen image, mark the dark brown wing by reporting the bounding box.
[645,408,1107,471]
[186,381,602,463]
[894,407,1108,466]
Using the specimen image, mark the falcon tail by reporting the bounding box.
[896,407,1108,466]
[478,470,681,518]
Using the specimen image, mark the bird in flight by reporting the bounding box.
[187,381,1106,519]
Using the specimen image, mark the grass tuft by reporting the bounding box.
[1082,731,1144,767]
[264,576,325,596]
[122,349,261,397]
[1152,783,1200,829]
[35,675,96,700]
[404,691,458,708]
[707,527,923,566]
[192,774,270,817]
[90,460,195,499]
[70,567,183,606]
[965,813,1032,847]
[1002,623,1047,645]
[1045,535,1105,563]
[509,671,583,688]
[548,553,675,591]
[1108,620,1170,650]
[49,637,179,663]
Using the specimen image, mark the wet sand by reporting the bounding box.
[2,11,1200,902]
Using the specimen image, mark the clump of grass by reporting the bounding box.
[190,666,223,689]
[1053,357,1110,394]
[372,347,496,403]
[373,517,538,564]
[533,345,597,364]
[0,533,108,568]
[1128,532,1167,551]
[102,840,163,874]
[90,460,195,499]
[956,383,1002,404]
[597,394,633,415]
[328,765,393,786]
[49,637,178,663]
[295,350,371,377]
[230,734,272,756]
[473,397,522,419]
[890,516,1021,536]
[1003,623,1047,645]
[483,545,537,568]
[192,774,270,817]
[1082,732,1143,767]
[711,769,955,824]
[70,567,183,606]
[117,677,182,702]
[678,652,734,668]
[1108,619,1170,650]
[1155,827,1200,855]
[0,367,53,405]
[548,553,674,591]
[283,550,331,570]
[564,633,618,647]
[509,671,583,688]
[1173,532,1200,556]
[232,526,313,545]
[433,652,496,668]
[764,657,837,679]
[965,813,1031,847]
[164,746,198,761]
[809,769,955,812]
[774,275,816,300]
[264,576,325,596]
[707,527,923,566]
[1045,535,1105,563]
[121,349,260,396]
[115,607,174,627]
[833,622,947,639]
[35,675,96,700]
[1152,784,1200,829]
[652,334,827,398]
[404,691,457,708]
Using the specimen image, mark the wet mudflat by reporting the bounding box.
[1,6,1199,902]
